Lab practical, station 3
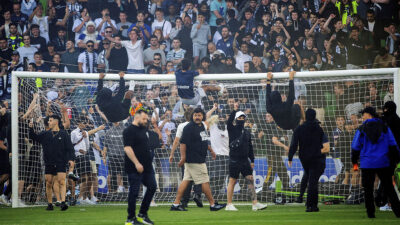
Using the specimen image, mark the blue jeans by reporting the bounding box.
[127,69,145,74]
[127,169,157,220]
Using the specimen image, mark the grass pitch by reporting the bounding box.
[0,204,399,225]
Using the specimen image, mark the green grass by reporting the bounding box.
[0,204,399,225]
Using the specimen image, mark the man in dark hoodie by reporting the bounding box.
[96,72,133,122]
[266,71,302,130]
[351,107,400,218]
[289,108,330,212]
[382,101,400,146]
[225,103,267,211]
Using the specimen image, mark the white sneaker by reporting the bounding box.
[91,196,98,203]
[18,199,27,207]
[77,197,84,205]
[379,204,392,211]
[252,202,267,211]
[84,198,95,205]
[150,200,157,207]
[225,204,238,211]
[117,186,125,193]
[0,195,10,206]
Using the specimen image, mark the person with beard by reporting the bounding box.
[123,108,157,225]
[224,56,241,73]
[289,108,330,212]
[169,108,203,208]
[96,72,133,123]
[266,71,302,130]
[225,103,267,211]
[170,108,226,211]
[351,107,400,218]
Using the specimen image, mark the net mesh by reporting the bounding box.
[15,73,394,205]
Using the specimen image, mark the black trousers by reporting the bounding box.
[127,170,157,220]
[181,166,202,204]
[300,158,325,208]
[361,167,400,217]
[299,169,309,198]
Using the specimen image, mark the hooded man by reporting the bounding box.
[382,101,400,146]
[289,108,330,212]
[266,71,303,130]
[351,107,400,218]
[96,72,133,123]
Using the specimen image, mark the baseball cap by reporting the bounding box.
[235,111,247,120]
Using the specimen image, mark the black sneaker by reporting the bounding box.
[193,194,203,208]
[60,202,68,211]
[210,203,226,211]
[170,204,187,211]
[68,173,79,181]
[296,196,303,203]
[46,203,54,211]
[306,206,319,212]
[125,218,144,225]
[137,213,154,225]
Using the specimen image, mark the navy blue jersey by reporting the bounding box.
[175,70,199,99]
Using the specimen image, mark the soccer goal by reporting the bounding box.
[10,68,400,208]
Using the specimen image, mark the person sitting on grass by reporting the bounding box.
[175,59,223,108]
[96,71,134,122]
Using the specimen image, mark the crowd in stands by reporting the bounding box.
[0,0,399,206]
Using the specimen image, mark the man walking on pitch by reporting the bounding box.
[124,108,156,225]
[288,109,329,212]
[29,115,74,211]
[225,103,267,211]
[170,108,226,211]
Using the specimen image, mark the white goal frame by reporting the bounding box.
[11,68,400,208]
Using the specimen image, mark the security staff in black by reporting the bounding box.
[226,103,267,211]
[123,108,156,225]
[29,115,74,211]
[289,109,330,212]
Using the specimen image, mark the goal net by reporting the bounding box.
[10,69,399,207]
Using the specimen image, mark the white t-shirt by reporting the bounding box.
[121,40,144,70]
[32,15,49,42]
[17,46,37,63]
[235,50,252,72]
[71,128,90,157]
[94,18,117,35]
[78,51,98,73]
[209,124,229,156]
[158,120,176,145]
[151,19,172,38]
[72,18,86,45]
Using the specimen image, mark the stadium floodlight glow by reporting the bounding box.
[11,68,400,208]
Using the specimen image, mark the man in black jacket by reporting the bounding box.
[225,102,267,211]
[29,115,74,211]
[382,101,400,146]
[266,71,303,130]
[96,72,133,122]
[289,109,330,212]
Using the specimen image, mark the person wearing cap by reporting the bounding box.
[225,102,267,211]
[9,50,23,71]
[288,108,329,212]
[351,106,400,218]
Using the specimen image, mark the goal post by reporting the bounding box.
[11,68,400,208]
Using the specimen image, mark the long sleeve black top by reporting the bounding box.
[266,80,296,130]
[29,128,75,165]
[96,78,130,122]
[227,110,255,163]
[289,120,327,162]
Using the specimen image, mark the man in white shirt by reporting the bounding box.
[72,8,90,45]
[70,118,93,205]
[17,35,37,63]
[94,8,117,36]
[106,29,145,74]
[151,9,172,40]
[78,40,98,73]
